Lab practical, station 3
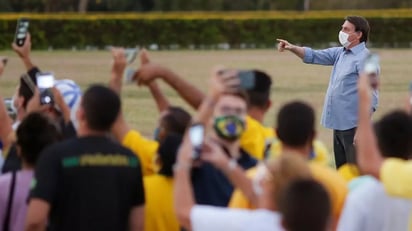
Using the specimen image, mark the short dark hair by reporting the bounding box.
[374,110,412,159]
[158,133,183,177]
[246,70,272,109]
[162,106,191,136]
[16,112,60,165]
[81,85,121,131]
[345,16,370,43]
[18,74,37,109]
[276,101,315,147]
[278,179,331,231]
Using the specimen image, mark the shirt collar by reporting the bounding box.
[344,42,366,55]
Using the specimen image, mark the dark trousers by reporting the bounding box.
[333,127,356,169]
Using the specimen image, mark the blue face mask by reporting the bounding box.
[213,115,245,141]
[153,127,161,141]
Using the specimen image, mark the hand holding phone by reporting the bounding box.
[189,123,205,160]
[36,73,55,105]
[362,53,380,90]
[238,70,256,90]
[14,18,30,47]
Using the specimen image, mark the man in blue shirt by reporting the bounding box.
[277,16,379,168]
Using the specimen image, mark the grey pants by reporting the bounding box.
[333,127,356,169]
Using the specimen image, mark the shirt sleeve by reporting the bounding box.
[381,158,412,199]
[30,146,60,203]
[122,130,158,176]
[303,47,339,66]
[190,205,248,231]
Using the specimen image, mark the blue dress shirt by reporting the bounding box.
[303,42,379,130]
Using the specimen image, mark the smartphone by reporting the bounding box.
[14,18,30,47]
[123,67,136,84]
[238,70,256,90]
[189,123,205,160]
[363,53,380,75]
[36,73,55,105]
[363,53,380,89]
[125,48,139,64]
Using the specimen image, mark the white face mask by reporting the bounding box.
[338,31,352,48]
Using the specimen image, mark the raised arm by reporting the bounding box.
[135,53,205,109]
[12,33,35,71]
[356,72,382,178]
[139,49,170,113]
[0,96,13,152]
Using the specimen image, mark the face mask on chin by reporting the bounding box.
[338,31,352,48]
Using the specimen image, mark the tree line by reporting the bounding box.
[1,0,411,12]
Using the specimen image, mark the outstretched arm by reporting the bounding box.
[135,52,205,109]
[277,38,305,59]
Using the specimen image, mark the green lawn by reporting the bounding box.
[1,49,411,158]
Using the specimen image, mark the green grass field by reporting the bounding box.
[1,49,411,156]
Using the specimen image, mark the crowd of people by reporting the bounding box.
[0,15,411,231]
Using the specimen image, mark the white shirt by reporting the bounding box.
[337,176,412,231]
[190,205,283,231]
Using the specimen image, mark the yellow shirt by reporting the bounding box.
[269,139,330,166]
[144,175,179,231]
[240,116,274,160]
[338,163,360,182]
[122,130,158,176]
[229,162,347,221]
[381,158,412,199]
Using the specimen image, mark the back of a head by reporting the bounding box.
[16,112,60,166]
[278,179,331,231]
[162,106,191,136]
[375,110,412,159]
[276,101,315,147]
[247,70,272,109]
[345,15,370,43]
[81,85,121,132]
[157,133,183,177]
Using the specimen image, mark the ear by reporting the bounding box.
[356,31,363,41]
[264,100,272,113]
[76,105,85,125]
[154,155,162,167]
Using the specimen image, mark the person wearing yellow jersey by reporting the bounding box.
[229,101,347,230]
[144,133,184,231]
[109,49,191,176]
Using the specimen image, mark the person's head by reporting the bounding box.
[276,101,315,151]
[76,85,121,133]
[212,91,249,143]
[16,112,61,167]
[157,133,183,177]
[14,74,36,112]
[253,153,312,210]
[155,106,191,143]
[339,16,370,48]
[246,70,272,112]
[374,110,412,160]
[278,179,331,231]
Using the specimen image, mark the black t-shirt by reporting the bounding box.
[31,136,145,231]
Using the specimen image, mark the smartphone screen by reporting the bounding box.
[15,18,29,47]
[37,73,55,104]
[189,124,204,159]
[238,71,255,90]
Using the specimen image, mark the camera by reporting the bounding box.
[188,123,205,160]
[36,73,55,105]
